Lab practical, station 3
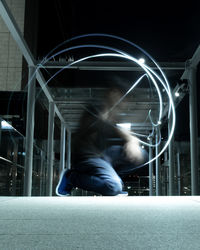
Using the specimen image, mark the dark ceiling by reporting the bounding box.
[35,0,200,140]
[37,0,200,62]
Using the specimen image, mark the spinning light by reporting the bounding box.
[31,34,175,171]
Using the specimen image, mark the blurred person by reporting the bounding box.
[56,88,148,196]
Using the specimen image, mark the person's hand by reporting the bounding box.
[123,139,144,164]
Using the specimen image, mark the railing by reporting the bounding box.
[0,117,59,196]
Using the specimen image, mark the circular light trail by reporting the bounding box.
[27,33,175,172]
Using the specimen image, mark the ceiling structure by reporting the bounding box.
[0,0,199,139]
[0,0,198,194]
[35,0,200,138]
[1,0,197,139]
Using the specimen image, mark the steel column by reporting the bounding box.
[39,150,44,196]
[163,151,168,195]
[59,123,66,175]
[24,66,36,196]
[168,116,175,195]
[66,129,71,170]
[46,102,55,196]
[189,67,199,195]
[0,118,2,150]
[155,128,160,196]
[149,138,153,196]
[177,152,181,196]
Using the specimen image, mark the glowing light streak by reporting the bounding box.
[31,34,176,171]
[106,73,147,114]
[38,50,164,128]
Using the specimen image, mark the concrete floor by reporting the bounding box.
[0,196,200,250]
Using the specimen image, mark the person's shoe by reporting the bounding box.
[116,191,128,196]
[56,169,73,196]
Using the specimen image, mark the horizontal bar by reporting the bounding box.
[38,61,185,71]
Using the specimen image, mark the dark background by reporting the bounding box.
[36,0,200,141]
[2,0,200,141]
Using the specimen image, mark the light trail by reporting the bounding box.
[27,34,176,171]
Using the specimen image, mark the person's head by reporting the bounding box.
[101,87,127,121]
[105,87,125,108]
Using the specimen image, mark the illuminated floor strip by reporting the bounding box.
[0,196,200,249]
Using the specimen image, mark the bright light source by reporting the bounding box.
[138,58,145,64]
[1,120,13,130]
[117,123,131,131]
[175,91,180,97]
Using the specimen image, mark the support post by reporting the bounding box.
[39,150,44,196]
[0,118,2,151]
[164,151,168,195]
[168,116,175,195]
[149,138,153,196]
[177,152,181,196]
[59,122,66,175]
[155,127,160,196]
[188,66,199,195]
[12,140,18,196]
[24,66,36,196]
[66,129,71,170]
[46,102,55,196]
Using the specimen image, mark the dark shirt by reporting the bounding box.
[72,104,119,164]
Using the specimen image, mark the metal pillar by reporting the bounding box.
[155,128,160,196]
[149,138,153,196]
[66,129,71,170]
[24,66,36,196]
[188,67,199,195]
[59,123,66,176]
[168,116,175,195]
[164,151,168,195]
[39,150,44,196]
[177,152,181,196]
[46,102,55,196]
[11,140,18,196]
[0,118,2,151]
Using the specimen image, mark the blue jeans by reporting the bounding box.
[70,145,148,196]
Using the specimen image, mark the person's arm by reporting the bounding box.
[100,109,144,163]
[115,127,144,164]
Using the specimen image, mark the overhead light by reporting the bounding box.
[1,120,13,130]
[138,58,145,64]
[117,123,131,131]
[175,91,180,97]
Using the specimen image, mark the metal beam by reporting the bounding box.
[66,129,71,170]
[177,152,181,196]
[46,102,55,196]
[36,70,67,126]
[181,44,200,80]
[24,66,36,196]
[180,44,200,195]
[149,138,153,196]
[188,67,199,195]
[59,122,66,175]
[38,61,185,71]
[155,127,161,196]
[168,116,175,195]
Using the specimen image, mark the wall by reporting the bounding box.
[0,0,25,91]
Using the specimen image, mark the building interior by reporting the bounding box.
[0,0,200,249]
